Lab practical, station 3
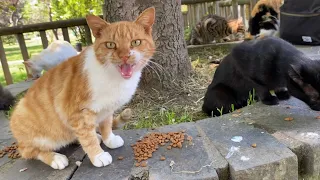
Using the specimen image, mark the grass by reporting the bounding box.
[4,44,43,61]
[0,63,27,85]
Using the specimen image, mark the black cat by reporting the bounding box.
[0,84,15,111]
[202,36,320,116]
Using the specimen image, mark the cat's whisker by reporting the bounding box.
[138,60,163,82]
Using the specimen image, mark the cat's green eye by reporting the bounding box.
[131,40,141,47]
[106,42,116,49]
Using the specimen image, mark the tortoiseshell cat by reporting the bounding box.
[246,0,283,39]
[187,14,245,45]
[203,36,320,116]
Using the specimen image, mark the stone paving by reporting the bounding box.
[0,45,320,179]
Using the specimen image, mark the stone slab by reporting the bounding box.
[196,118,298,180]
[0,111,15,167]
[234,97,320,179]
[4,80,34,97]
[72,123,229,180]
[145,122,227,180]
[0,144,84,180]
[72,129,149,180]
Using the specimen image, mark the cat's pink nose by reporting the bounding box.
[121,56,130,62]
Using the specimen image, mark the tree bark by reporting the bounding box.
[103,0,191,89]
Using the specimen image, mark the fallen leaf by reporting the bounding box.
[232,114,240,117]
[236,110,242,113]
[284,117,293,121]
[209,64,219,69]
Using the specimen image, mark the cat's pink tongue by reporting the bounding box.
[120,63,133,79]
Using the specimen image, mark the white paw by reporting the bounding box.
[97,133,102,144]
[92,151,112,167]
[50,153,69,170]
[103,132,124,149]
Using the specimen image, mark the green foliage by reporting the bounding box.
[2,35,16,45]
[124,110,193,129]
[216,107,223,116]
[51,0,102,44]
[247,88,257,106]
[230,104,235,112]
[22,0,50,24]
[184,27,191,41]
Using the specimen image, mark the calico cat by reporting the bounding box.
[202,36,320,116]
[23,40,78,79]
[187,15,244,45]
[246,0,283,39]
[0,84,15,111]
[10,7,155,170]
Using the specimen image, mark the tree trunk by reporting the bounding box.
[103,0,191,89]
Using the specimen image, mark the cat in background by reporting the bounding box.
[187,14,245,45]
[23,40,78,79]
[10,7,156,170]
[202,36,320,116]
[0,84,15,111]
[246,0,283,40]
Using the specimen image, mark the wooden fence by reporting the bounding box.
[181,0,259,30]
[0,0,259,85]
[0,16,100,85]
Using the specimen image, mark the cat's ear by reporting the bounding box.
[204,18,216,29]
[134,7,155,35]
[23,61,33,68]
[86,15,110,38]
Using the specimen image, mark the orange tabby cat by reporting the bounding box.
[10,7,156,170]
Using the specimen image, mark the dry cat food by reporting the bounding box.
[131,130,190,167]
[0,142,20,159]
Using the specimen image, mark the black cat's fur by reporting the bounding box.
[202,36,320,116]
[0,84,15,111]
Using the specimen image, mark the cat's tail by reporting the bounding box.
[112,108,132,130]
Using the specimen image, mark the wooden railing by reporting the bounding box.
[0,16,101,85]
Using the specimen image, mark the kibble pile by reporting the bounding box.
[0,142,20,159]
[131,130,193,167]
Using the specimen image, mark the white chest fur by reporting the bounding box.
[83,47,141,123]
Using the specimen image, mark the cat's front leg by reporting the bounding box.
[99,115,124,149]
[257,88,279,105]
[70,109,112,167]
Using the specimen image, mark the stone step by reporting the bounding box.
[72,124,229,180]
[234,97,320,179]
[4,80,34,97]
[196,118,298,180]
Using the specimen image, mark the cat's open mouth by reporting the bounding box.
[117,63,136,79]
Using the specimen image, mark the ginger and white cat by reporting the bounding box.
[23,40,78,79]
[10,7,156,170]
